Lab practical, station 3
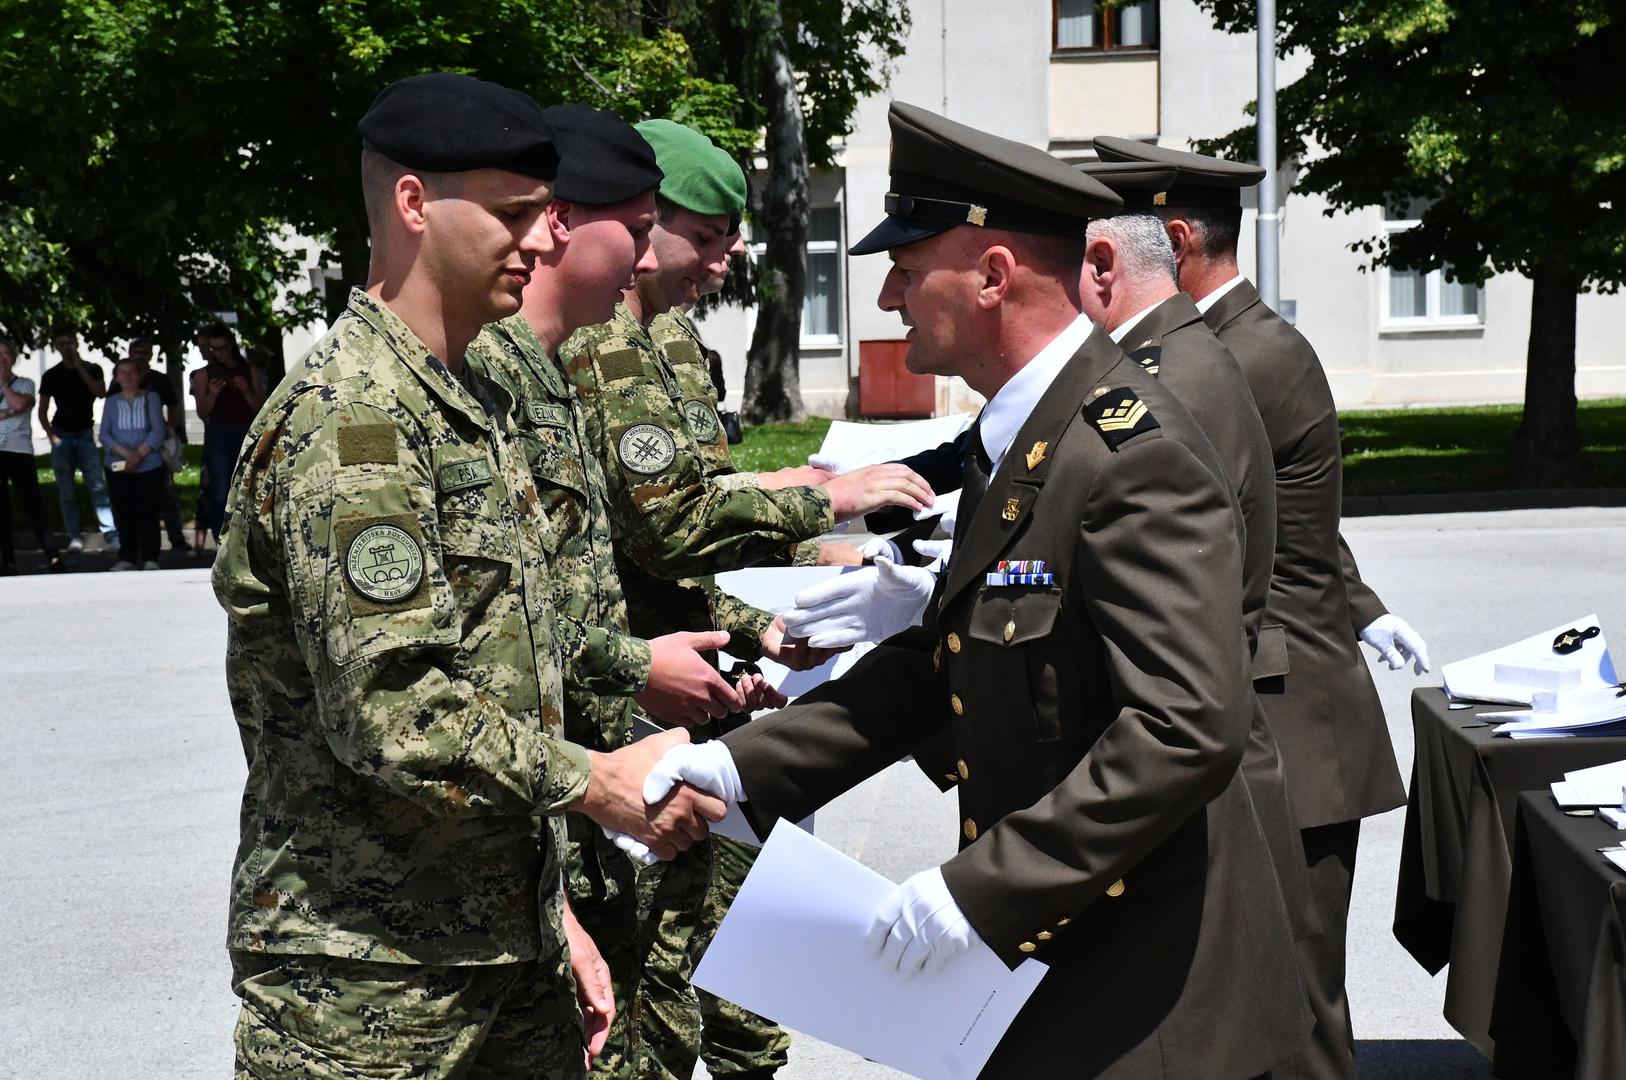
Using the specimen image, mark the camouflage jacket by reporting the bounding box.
[213,289,589,967]
[469,315,643,905]
[561,303,831,657]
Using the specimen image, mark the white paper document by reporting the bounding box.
[693,821,1048,1080]
[816,414,974,522]
[714,566,876,698]
[1440,614,1618,705]
[1552,759,1626,806]
[1490,685,1626,738]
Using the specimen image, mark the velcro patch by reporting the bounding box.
[667,339,704,366]
[337,424,398,466]
[597,347,645,383]
[334,514,431,615]
[1084,387,1160,450]
[526,402,570,428]
[1128,344,1162,377]
[438,456,494,493]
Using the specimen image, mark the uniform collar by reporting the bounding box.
[346,288,494,432]
[977,313,1093,474]
[1109,299,1168,344]
[1194,275,1245,315]
[493,313,573,399]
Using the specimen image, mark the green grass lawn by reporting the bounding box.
[11,400,1626,539]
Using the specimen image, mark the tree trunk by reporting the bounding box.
[1509,264,1582,487]
[741,0,808,424]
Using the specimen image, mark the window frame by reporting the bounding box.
[1377,215,1485,331]
[747,205,845,348]
[1052,0,1160,54]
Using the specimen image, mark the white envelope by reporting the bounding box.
[1440,614,1618,705]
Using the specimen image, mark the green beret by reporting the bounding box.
[635,119,747,217]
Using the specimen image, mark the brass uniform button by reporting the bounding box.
[944,773,959,785]
[951,693,964,716]
[1056,916,1073,927]
[1105,879,1126,898]
[1018,941,1037,954]
[947,632,962,654]
[963,818,978,841]
[1003,619,1015,643]
[1035,930,1053,941]
[956,758,970,780]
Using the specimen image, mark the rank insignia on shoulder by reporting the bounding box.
[1085,387,1159,449]
[1128,345,1162,377]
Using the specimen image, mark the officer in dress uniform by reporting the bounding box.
[1092,135,1433,1080]
[623,101,1311,1079]
[212,74,722,1080]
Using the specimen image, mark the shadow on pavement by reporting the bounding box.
[1357,1039,1492,1078]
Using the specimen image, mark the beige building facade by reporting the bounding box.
[695,0,1626,418]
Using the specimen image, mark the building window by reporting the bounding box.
[1380,204,1484,329]
[1054,0,1159,52]
[750,204,844,345]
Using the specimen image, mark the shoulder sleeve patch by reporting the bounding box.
[337,424,398,466]
[1084,387,1160,450]
[1128,344,1162,377]
[335,513,432,615]
[598,347,646,383]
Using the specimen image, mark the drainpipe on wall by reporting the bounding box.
[1256,0,1281,312]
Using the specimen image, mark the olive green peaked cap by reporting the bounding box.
[1091,136,1265,207]
[1075,160,1181,211]
[850,101,1122,255]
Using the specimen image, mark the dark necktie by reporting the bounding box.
[958,417,993,529]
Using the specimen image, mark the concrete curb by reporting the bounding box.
[1344,489,1626,517]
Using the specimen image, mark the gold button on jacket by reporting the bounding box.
[1105,879,1126,898]
[963,818,978,841]
[1018,941,1037,954]
[947,631,962,653]
[950,693,964,715]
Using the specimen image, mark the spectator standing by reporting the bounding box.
[189,323,264,543]
[37,328,118,553]
[0,338,64,574]
[122,337,192,553]
[100,357,167,570]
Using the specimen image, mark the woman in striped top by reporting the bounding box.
[99,357,167,570]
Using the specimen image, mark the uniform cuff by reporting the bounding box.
[538,737,594,815]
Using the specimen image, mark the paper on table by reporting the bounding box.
[693,820,1048,1080]
[714,566,878,698]
[1491,685,1626,737]
[1605,850,1626,874]
[629,718,812,846]
[1440,614,1618,705]
[1552,759,1626,806]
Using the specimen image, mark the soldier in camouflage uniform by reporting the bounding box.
[560,119,933,1080]
[213,76,721,1080]
[467,105,784,1080]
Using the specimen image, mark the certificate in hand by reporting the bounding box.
[692,820,1048,1080]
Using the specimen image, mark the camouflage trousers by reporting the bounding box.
[633,836,788,1080]
[575,875,643,1080]
[231,950,586,1080]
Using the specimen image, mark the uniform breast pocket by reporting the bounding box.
[967,586,1068,742]
[526,433,590,544]
[437,499,518,622]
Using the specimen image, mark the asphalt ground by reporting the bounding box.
[6,507,1625,1079]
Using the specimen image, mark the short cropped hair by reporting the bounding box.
[1156,205,1243,261]
[1086,213,1178,283]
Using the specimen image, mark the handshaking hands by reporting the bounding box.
[603,740,747,865]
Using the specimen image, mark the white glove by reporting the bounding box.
[865,867,982,978]
[1361,613,1432,675]
[781,557,936,648]
[808,453,849,474]
[859,535,903,564]
[602,827,659,867]
[911,537,953,569]
[641,741,746,806]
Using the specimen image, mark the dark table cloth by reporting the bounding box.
[1393,687,1626,1057]
[1491,793,1626,1079]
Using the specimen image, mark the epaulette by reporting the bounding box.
[1084,385,1160,449]
[1127,343,1162,377]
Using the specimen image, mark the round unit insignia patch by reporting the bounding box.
[618,423,678,475]
[682,399,722,443]
[345,523,425,603]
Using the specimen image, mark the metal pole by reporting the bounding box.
[1256,0,1280,312]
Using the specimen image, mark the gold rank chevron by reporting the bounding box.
[1096,398,1149,432]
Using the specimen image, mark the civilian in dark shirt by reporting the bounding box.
[36,329,117,551]
[190,323,265,543]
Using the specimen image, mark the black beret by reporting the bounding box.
[1091,136,1264,208]
[542,104,664,206]
[850,102,1122,256]
[358,72,558,181]
[1075,161,1181,211]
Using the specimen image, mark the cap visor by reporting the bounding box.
[848,215,957,256]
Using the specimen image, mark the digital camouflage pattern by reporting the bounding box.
[469,314,647,1080]
[212,289,590,970]
[231,949,585,1080]
[691,836,792,1077]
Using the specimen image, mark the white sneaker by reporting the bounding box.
[67,537,85,554]
[110,560,135,572]
[141,560,161,571]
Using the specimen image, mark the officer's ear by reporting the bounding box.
[974,245,1017,310]
[1164,218,1195,273]
[1083,235,1117,288]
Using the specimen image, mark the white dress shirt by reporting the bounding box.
[1194,275,1246,315]
[1108,300,1170,346]
[976,313,1094,474]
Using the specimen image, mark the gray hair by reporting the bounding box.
[1085,213,1178,284]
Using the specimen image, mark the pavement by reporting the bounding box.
[5,507,1626,1079]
